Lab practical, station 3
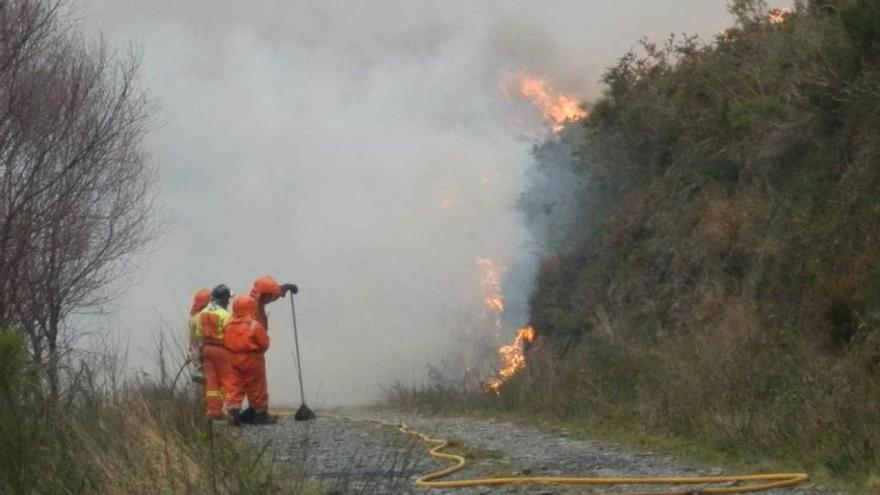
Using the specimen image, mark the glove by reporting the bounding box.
[281,283,298,295]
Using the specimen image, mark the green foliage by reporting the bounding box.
[0,329,26,398]
[702,160,740,183]
[839,0,880,51]
[725,95,784,129]
[825,297,859,348]
[728,0,770,27]
[0,329,39,495]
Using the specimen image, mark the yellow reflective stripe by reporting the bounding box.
[206,390,224,398]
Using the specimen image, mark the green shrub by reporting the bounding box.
[839,0,880,52]
[725,95,784,129]
[702,160,740,183]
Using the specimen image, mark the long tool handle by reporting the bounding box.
[289,294,307,406]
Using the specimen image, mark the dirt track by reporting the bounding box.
[240,408,839,495]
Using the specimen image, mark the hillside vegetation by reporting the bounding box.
[504,0,880,485]
[380,0,880,488]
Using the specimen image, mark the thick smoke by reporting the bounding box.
[79,0,731,406]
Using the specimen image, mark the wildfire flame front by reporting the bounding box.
[506,72,588,133]
[485,325,536,394]
[768,8,791,24]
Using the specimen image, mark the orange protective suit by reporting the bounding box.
[187,289,211,387]
[250,275,283,330]
[199,303,230,417]
[224,295,270,414]
[188,288,212,360]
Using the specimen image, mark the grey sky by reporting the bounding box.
[77,1,737,406]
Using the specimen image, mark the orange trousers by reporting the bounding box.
[224,352,268,413]
[201,344,230,416]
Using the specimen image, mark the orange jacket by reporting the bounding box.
[250,275,282,330]
[224,295,270,353]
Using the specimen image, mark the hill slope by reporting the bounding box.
[515,0,880,483]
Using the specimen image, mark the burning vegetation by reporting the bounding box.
[768,8,791,24]
[471,71,583,394]
[505,72,588,133]
[476,258,538,394]
[477,258,505,334]
[484,325,536,394]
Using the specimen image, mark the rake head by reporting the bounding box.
[294,403,316,421]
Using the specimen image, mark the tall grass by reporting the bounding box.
[385,298,880,489]
[0,329,308,495]
[496,301,880,478]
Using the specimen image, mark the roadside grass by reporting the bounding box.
[383,343,879,495]
[0,329,314,495]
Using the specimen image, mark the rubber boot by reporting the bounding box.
[253,412,277,425]
[239,406,256,424]
[227,409,241,426]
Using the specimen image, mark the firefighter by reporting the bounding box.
[232,276,297,423]
[224,295,272,425]
[249,275,297,330]
[188,288,212,383]
[198,284,232,419]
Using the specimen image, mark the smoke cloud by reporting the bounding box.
[78,0,732,405]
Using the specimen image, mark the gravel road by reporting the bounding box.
[240,408,839,495]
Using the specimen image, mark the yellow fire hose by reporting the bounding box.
[362,419,809,494]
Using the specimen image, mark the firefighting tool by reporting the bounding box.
[289,292,315,421]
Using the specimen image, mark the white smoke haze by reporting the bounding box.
[76,0,732,406]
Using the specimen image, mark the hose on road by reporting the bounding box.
[367,418,808,494]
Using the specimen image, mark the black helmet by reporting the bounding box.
[211,284,231,303]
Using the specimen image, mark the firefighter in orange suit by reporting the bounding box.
[188,288,212,383]
[249,275,297,330]
[197,284,232,419]
[224,295,272,425]
[235,276,297,423]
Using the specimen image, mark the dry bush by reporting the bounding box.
[701,197,748,248]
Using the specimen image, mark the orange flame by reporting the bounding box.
[768,8,791,24]
[485,325,536,394]
[477,258,505,327]
[507,72,587,133]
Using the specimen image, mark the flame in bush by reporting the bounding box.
[506,72,587,132]
[475,258,538,393]
[768,8,791,24]
[477,258,505,332]
[485,325,536,394]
